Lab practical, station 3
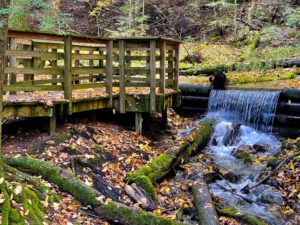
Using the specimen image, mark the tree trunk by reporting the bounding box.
[180,59,300,76]
[126,119,217,198]
[5,157,189,225]
[192,175,220,225]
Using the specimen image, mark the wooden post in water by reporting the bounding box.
[64,35,72,114]
[106,40,113,107]
[119,40,126,114]
[149,40,156,114]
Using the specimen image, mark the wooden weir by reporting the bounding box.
[0,29,181,134]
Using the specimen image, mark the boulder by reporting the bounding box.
[261,188,283,204]
[253,142,270,153]
[233,145,255,155]
[223,124,241,146]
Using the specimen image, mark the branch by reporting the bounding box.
[236,18,262,31]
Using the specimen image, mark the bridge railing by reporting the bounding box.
[2,29,180,114]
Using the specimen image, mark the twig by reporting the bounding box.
[236,18,262,31]
[242,152,300,192]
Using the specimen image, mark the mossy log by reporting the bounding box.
[217,206,267,225]
[180,58,300,76]
[191,175,220,225]
[5,157,189,225]
[126,118,217,198]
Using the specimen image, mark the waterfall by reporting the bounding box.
[208,90,280,132]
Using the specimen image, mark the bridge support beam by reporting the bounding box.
[49,115,56,135]
[135,112,143,135]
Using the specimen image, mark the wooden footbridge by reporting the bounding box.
[0,29,181,134]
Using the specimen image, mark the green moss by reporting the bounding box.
[98,202,184,225]
[131,175,156,199]
[235,151,253,164]
[9,208,24,224]
[1,186,11,225]
[5,157,100,207]
[218,206,267,225]
[22,187,44,224]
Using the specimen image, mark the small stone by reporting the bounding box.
[261,188,283,204]
[46,140,55,145]
[253,142,270,153]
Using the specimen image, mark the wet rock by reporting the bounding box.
[233,145,255,155]
[261,188,283,204]
[211,138,218,146]
[234,151,253,164]
[223,124,241,146]
[253,142,270,153]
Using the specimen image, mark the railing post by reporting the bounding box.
[106,40,113,107]
[174,44,179,91]
[119,40,126,114]
[9,37,16,94]
[167,49,174,88]
[64,35,72,114]
[150,40,156,114]
[51,48,58,85]
[159,40,166,94]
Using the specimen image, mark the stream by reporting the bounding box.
[198,90,286,224]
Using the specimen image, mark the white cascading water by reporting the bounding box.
[202,90,285,225]
[208,90,280,133]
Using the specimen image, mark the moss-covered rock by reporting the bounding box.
[235,150,253,164]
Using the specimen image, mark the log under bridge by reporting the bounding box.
[0,29,182,134]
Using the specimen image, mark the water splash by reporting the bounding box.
[208,90,280,133]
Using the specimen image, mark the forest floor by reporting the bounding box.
[3,109,299,225]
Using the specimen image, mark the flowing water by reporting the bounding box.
[208,90,280,133]
[202,90,286,224]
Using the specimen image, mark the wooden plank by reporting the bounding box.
[74,49,80,84]
[149,40,156,113]
[72,83,106,90]
[72,75,99,81]
[174,44,179,91]
[8,30,64,41]
[33,42,100,52]
[64,35,73,114]
[5,50,64,59]
[89,50,94,82]
[160,41,166,94]
[17,78,64,85]
[72,53,105,60]
[167,50,174,89]
[114,55,174,61]
[119,40,126,114]
[72,67,106,74]
[3,85,63,91]
[5,67,63,74]
[106,40,113,106]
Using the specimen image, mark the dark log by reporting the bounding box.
[125,183,156,211]
[74,158,104,176]
[180,59,300,76]
[281,88,300,101]
[274,114,300,126]
[93,175,121,203]
[181,96,209,105]
[273,126,300,138]
[5,157,188,225]
[179,84,212,96]
[276,101,300,115]
[191,175,220,225]
[236,18,263,31]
